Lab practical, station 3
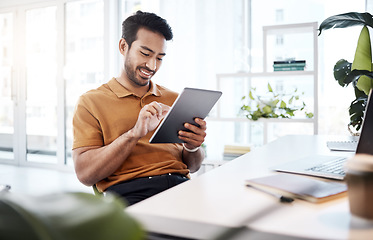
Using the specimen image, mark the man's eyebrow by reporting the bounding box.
[140,46,166,56]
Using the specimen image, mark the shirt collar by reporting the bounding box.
[108,78,162,98]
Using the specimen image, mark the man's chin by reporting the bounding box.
[136,77,151,86]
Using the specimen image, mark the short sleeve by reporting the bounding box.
[72,96,104,149]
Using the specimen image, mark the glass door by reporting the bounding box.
[65,0,104,166]
[25,6,58,164]
[0,0,107,168]
[0,12,14,161]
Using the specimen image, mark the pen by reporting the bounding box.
[247,185,294,203]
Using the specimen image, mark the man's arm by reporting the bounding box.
[73,101,170,186]
[178,118,207,172]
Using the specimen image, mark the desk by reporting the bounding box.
[126,135,373,239]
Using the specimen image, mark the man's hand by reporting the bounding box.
[132,101,170,138]
[178,118,207,150]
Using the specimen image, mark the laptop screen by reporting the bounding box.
[356,90,373,154]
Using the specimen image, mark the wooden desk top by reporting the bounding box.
[126,135,373,239]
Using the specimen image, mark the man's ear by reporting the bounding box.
[119,38,128,55]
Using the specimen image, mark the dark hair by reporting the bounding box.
[121,10,173,48]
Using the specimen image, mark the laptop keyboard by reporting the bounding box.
[306,157,346,175]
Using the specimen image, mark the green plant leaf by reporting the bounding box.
[272,99,279,106]
[345,69,373,94]
[356,76,373,95]
[268,83,273,92]
[318,12,373,35]
[0,192,145,240]
[288,96,294,104]
[241,105,251,111]
[249,91,254,100]
[263,105,272,114]
[354,84,367,99]
[280,100,286,108]
[352,26,372,71]
[350,25,373,96]
[287,110,295,116]
[349,96,367,130]
[333,59,352,86]
[300,102,305,110]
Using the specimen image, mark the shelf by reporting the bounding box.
[217,70,316,79]
[213,22,318,146]
[263,22,318,35]
[207,117,315,123]
[263,22,318,73]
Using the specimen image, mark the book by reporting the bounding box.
[273,66,305,71]
[223,144,251,160]
[273,63,306,68]
[273,59,306,71]
[223,153,243,160]
[223,144,251,155]
[273,60,306,64]
[245,173,347,203]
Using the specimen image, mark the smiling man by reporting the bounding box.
[72,11,206,206]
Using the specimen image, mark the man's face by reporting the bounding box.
[123,28,167,87]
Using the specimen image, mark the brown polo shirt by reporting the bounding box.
[72,78,189,192]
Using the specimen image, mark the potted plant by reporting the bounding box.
[318,12,373,134]
[240,83,313,120]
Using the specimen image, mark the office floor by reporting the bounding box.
[0,161,220,197]
[0,163,93,196]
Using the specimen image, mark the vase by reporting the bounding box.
[348,123,361,137]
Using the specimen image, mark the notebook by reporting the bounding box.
[246,173,347,203]
[272,90,373,180]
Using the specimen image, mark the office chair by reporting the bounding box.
[92,184,103,196]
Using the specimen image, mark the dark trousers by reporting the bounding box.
[106,173,189,206]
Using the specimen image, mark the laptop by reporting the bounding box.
[272,90,373,180]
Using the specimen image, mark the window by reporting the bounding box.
[25,6,58,164]
[276,9,284,22]
[0,0,105,168]
[0,0,369,168]
[65,0,104,166]
[0,12,13,161]
[155,0,366,159]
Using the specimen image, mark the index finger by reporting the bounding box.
[152,102,171,118]
[157,102,171,114]
[157,102,171,110]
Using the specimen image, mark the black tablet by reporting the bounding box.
[149,87,222,143]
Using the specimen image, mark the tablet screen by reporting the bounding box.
[149,87,222,143]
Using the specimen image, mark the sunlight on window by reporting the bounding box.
[65,0,104,166]
[0,12,14,160]
[0,0,368,168]
[25,6,58,163]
